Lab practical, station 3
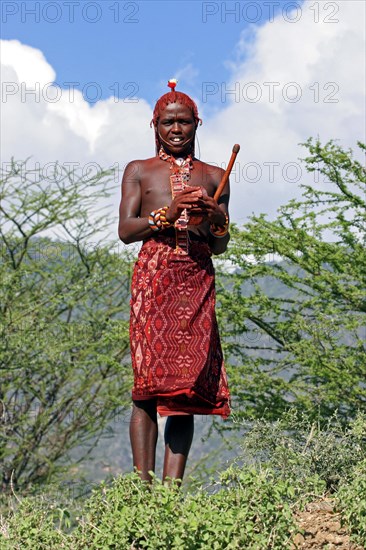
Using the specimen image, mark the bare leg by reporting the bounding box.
[162,415,194,484]
[129,399,158,482]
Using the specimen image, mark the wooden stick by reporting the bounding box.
[213,144,240,202]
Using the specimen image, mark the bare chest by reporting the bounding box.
[139,161,217,213]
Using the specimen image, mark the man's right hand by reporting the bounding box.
[166,186,205,223]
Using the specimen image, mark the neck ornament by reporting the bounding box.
[158,147,194,253]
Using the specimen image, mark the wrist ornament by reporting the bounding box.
[209,213,229,238]
[148,206,173,232]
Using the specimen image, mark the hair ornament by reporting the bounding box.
[167,79,178,91]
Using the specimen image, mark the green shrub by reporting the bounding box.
[237,410,366,492]
[2,411,365,549]
[73,469,298,549]
[1,469,300,549]
[336,459,366,547]
[0,496,70,549]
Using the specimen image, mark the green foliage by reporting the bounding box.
[337,459,366,547]
[1,412,365,549]
[236,410,366,493]
[217,139,366,422]
[1,469,299,549]
[0,160,134,492]
[0,496,70,549]
[74,469,299,549]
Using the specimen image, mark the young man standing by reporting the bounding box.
[118,81,230,483]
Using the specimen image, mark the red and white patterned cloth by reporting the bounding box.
[130,234,230,418]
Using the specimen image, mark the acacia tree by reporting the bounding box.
[0,161,134,492]
[217,139,366,422]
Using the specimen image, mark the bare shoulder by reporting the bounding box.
[123,156,161,178]
[123,157,156,182]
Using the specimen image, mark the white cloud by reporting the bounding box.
[1,1,365,236]
[1,39,55,85]
[1,40,154,166]
[200,0,365,223]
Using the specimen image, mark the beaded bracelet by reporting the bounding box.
[148,211,160,231]
[210,214,229,238]
[148,206,173,232]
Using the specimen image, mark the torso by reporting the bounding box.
[135,156,224,239]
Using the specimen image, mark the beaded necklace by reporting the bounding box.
[158,146,193,254]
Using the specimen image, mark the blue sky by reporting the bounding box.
[1,0,287,106]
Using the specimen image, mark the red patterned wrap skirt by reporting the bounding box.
[130,235,230,418]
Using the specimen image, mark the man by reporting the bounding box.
[118,81,230,483]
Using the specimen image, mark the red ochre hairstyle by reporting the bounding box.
[151,79,202,155]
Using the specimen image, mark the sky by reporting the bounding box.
[1,0,365,241]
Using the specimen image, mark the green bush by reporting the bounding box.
[1,469,300,550]
[0,496,70,549]
[72,469,299,549]
[236,410,366,492]
[336,459,366,547]
[2,411,365,549]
